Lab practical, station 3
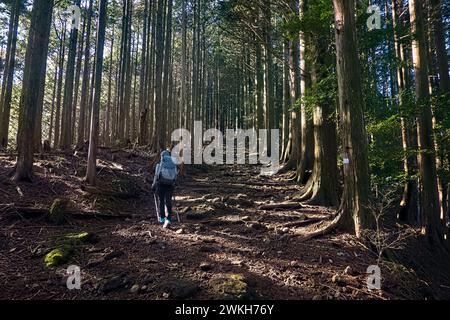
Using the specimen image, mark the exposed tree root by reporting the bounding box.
[297,211,342,241]
[258,202,303,211]
[281,216,331,229]
[296,183,314,202]
[278,161,296,174]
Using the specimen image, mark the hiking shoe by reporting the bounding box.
[163,219,171,229]
[159,217,165,224]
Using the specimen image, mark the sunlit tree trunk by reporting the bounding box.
[60,0,81,150]
[53,23,66,149]
[86,0,108,185]
[333,0,371,237]
[0,0,20,150]
[392,0,419,224]
[409,0,443,244]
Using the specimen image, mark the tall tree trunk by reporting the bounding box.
[60,0,82,150]
[14,0,54,182]
[124,0,133,142]
[53,24,67,149]
[151,0,166,151]
[0,0,20,150]
[48,61,58,144]
[131,26,139,143]
[392,0,419,224]
[255,41,264,136]
[429,0,449,93]
[161,0,173,145]
[333,0,371,237]
[77,0,93,146]
[34,58,47,152]
[180,0,188,131]
[86,0,108,185]
[72,12,86,142]
[280,40,300,173]
[105,25,115,147]
[298,37,339,207]
[282,40,290,158]
[409,0,443,244]
[262,1,274,154]
[138,0,149,145]
[296,0,313,183]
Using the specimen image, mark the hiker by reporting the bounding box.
[152,149,178,228]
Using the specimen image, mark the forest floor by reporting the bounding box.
[0,149,449,300]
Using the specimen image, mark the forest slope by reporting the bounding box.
[0,150,449,300]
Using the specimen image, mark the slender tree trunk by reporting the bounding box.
[77,0,93,146]
[0,0,20,150]
[180,0,188,132]
[262,1,274,154]
[48,62,58,144]
[282,40,290,158]
[86,0,108,185]
[34,59,47,152]
[147,1,157,143]
[60,0,81,150]
[54,23,67,149]
[409,0,443,244]
[124,0,133,142]
[256,41,264,136]
[131,26,139,143]
[138,0,149,145]
[296,0,313,183]
[105,26,115,147]
[72,13,86,142]
[392,0,419,224]
[280,40,300,173]
[429,0,449,93]
[151,0,166,151]
[161,0,173,145]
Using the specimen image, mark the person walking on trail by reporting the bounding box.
[152,149,178,228]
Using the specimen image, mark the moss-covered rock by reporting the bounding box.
[44,232,98,268]
[48,198,69,225]
[212,274,248,300]
[44,244,73,268]
[63,232,98,245]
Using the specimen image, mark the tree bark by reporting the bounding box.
[86,0,108,185]
[13,0,54,182]
[138,0,149,146]
[429,0,449,93]
[299,37,339,207]
[333,0,372,237]
[77,0,93,146]
[409,0,443,244]
[0,0,20,150]
[151,0,166,152]
[60,0,82,150]
[392,0,419,224]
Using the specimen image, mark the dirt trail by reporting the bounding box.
[0,151,439,300]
